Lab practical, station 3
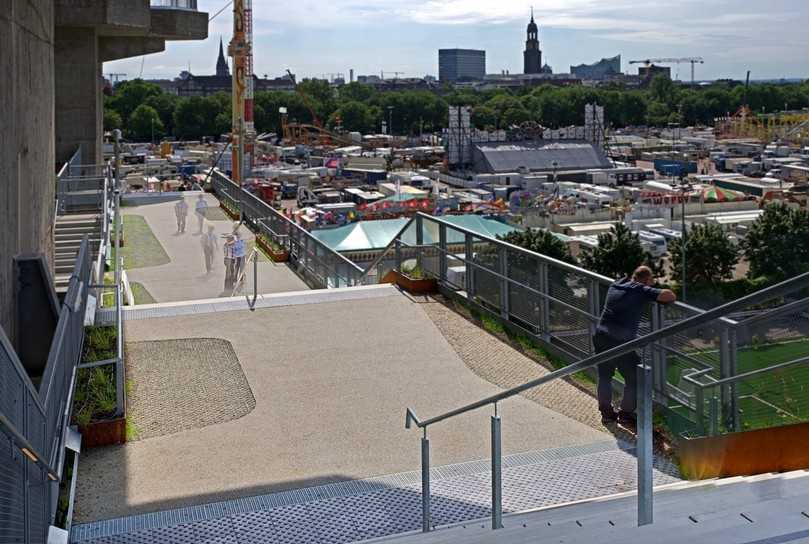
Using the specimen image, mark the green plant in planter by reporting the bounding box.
[72,366,117,426]
[401,263,426,279]
[71,326,119,426]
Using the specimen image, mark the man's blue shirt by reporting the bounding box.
[596,278,662,342]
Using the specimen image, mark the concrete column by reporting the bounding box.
[55,26,102,165]
[0,0,56,343]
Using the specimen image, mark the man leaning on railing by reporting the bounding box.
[594,266,677,427]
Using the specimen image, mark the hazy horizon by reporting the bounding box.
[107,0,809,82]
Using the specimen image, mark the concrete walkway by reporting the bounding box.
[122,192,308,303]
[74,289,610,523]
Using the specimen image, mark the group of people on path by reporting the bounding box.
[173,194,248,291]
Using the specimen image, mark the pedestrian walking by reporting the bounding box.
[223,234,236,290]
[201,225,218,274]
[593,266,676,427]
[195,194,208,234]
[232,231,246,283]
[174,198,189,233]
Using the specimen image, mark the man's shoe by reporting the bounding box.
[600,409,618,424]
[617,411,637,429]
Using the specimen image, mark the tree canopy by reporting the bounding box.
[669,224,739,287]
[105,77,809,141]
[743,203,809,280]
[580,224,661,280]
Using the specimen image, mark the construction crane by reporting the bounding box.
[381,70,404,80]
[629,57,705,84]
[286,70,323,128]
[228,0,255,186]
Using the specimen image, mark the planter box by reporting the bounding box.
[256,237,289,263]
[382,270,438,295]
[79,417,126,448]
[220,203,240,221]
[678,420,809,480]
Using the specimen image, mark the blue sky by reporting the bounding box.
[108,0,809,82]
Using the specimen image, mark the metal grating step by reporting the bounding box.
[70,441,680,544]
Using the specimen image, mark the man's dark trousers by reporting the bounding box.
[593,331,639,415]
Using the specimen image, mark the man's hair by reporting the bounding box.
[632,266,653,283]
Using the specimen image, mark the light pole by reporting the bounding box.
[679,177,691,302]
[387,106,394,136]
[151,117,155,145]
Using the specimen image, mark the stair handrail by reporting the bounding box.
[405,270,809,430]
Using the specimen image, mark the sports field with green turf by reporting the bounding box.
[666,337,809,432]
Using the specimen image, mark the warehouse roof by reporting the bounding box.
[474,141,612,174]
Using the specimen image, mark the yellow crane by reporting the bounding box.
[228,0,255,185]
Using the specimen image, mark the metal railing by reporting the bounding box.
[404,271,809,532]
[0,238,92,543]
[210,170,368,288]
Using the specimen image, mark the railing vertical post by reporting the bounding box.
[439,224,447,282]
[588,280,601,354]
[415,214,424,271]
[651,304,664,394]
[728,328,739,432]
[421,432,431,533]
[719,326,732,431]
[539,262,550,338]
[465,233,474,298]
[637,362,653,527]
[694,385,705,436]
[709,391,720,437]
[491,410,503,530]
[499,246,509,320]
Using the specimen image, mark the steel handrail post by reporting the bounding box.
[491,406,503,529]
[637,363,653,526]
[421,430,431,532]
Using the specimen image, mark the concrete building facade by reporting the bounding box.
[438,49,486,83]
[54,0,207,165]
[0,0,207,342]
[1,0,58,342]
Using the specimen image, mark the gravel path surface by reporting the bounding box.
[126,338,255,441]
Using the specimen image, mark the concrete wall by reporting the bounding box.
[55,26,102,164]
[0,0,56,342]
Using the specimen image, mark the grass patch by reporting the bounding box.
[119,215,170,269]
[130,282,156,305]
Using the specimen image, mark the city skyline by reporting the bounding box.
[110,0,809,82]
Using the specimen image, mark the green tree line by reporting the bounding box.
[105,76,809,141]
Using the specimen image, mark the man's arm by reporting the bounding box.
[656,289,677,304]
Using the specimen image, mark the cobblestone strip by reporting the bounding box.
[417,298,607,431]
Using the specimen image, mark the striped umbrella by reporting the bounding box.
[703,186,745,203]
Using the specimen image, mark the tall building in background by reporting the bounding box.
[523,9,542,74]
[439,49,486,83]
[216,37,230,77]
[571,55,622,80]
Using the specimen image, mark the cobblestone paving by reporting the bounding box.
[126,338,256,440]
[418,297,607,431]
[71,442,680,544]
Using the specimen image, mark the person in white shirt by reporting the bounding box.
[174,198,189,233]
[194,194,208,234]
[231,231,247,281]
